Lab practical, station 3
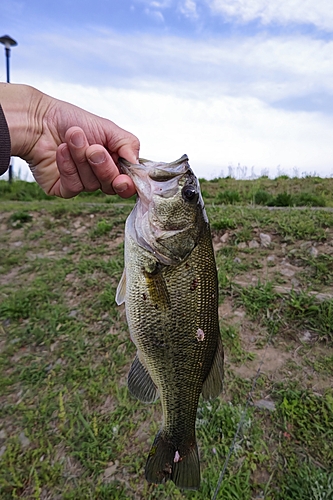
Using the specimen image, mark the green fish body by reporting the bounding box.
[116,155,224,490]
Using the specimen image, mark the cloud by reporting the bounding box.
[144,7,165,22]
[6,81,333,183]
[16,28,333,109]
[208,0,333,31]
[179,0,198,18]
[135,0,172,9]
[134,0,333,30]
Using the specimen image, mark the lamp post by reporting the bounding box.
[0,34,18,183]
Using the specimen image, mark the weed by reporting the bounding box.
[221,324,255,363]
[236,281,279,320]
[211,217,237,231]
[277,210,327,241]
[90,219,114,238]
[276,462,333,500]
[8,211,32,228]
[286,292,333,341]
[273,389,333,464]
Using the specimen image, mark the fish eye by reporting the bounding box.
[182,186,198,202]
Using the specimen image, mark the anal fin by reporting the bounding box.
[202,334,224,400]
[128,353,158,403]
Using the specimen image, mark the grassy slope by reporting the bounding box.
[0,178,333,499]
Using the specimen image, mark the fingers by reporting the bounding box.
[115,137,140,165]
[56,127,101,198]
[67,128,101,191]
[56,144,84,198]
[112,174,136,198]
[56,126,136,198]
[86,145,136,198]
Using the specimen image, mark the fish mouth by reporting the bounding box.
[118,154,189,179]
[118,155,191,204]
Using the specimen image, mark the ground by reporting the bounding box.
[0,199,332,499]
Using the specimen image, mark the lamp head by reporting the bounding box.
[0,35,18,49]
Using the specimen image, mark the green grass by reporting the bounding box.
[199,174,333,207]
[1,196,333,499]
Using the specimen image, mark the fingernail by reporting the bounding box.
[114,182,129,193]
[89,151,106,164]
[70,131,85,148]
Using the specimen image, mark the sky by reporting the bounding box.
[1,0,333,182]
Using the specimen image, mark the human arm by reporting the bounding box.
[0,83,139,198]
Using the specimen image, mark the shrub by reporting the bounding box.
[294,192,326,207]
[268,192,293,207]
[216,190,241,205]
[253,190,273,205]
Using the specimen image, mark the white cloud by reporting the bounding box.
[179,0,198,18]
[135,0,172,8]
[8,80,333,182]
[144,7,165,22]
[134,0,333,30]
[208,0,333,31]
[20,29,333,106]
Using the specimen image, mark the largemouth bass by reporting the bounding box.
[116,154,224,490]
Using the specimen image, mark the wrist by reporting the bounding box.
[0,83,50,160]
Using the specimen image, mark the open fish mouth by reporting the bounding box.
[118,154,190,177]
[118,154,191,201]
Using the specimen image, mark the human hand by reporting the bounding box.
[1,84,140,198]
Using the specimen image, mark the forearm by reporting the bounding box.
[0,83,50,159]
[0,103,11,175]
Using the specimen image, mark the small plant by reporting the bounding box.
[8,210,33,227]
[277,462,333,500]
[90,219,113,238]
[216,190,241,205]
[221,324,255,363]
[236,281,279,319]
[211,217,237,231]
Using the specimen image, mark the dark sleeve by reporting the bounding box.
[0,104,11,176]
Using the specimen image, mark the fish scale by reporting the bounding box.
[116,155,224,489]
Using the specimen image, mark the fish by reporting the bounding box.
[116,154,224,490]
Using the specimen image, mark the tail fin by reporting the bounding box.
[145,431,200,490]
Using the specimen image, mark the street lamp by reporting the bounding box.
[0,34,18,183]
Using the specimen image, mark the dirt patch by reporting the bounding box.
[230,345,292,380]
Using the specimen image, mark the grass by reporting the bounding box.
[1,180,333,499]
[199,174,333,207]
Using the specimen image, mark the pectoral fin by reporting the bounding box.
[202,335,224,400]
[128,352,159,403]
[115,269,126,305]
[144,269,171,311]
